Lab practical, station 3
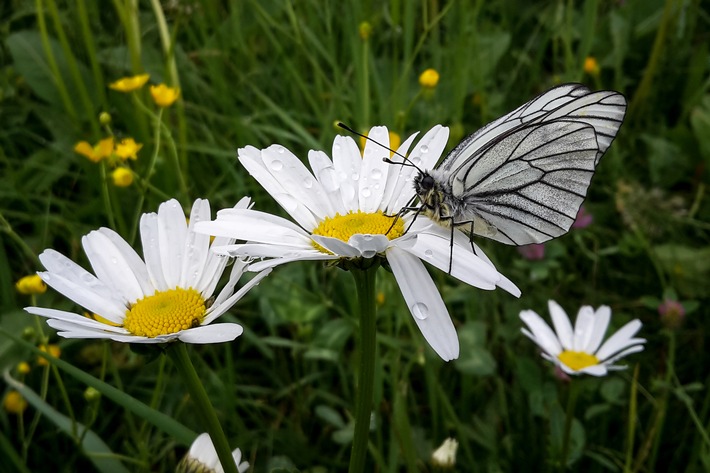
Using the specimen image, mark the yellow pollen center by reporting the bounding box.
[123,288,206,338]
[557,350,599,371]
[311,210,405,254]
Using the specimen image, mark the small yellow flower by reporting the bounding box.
[17,362,31,375]
[74,137,114,163]
[419,68,440,89]
[3,391,28,414]
[15,275,47,295]
[112,167,134,187]
[376,291,385,306]
[108,74,150,92]
[359,131,401,157]
[150,84,180,107]
[114,138,143,161]
[359,21,372,41]
[584,57,600,76]
[37,344,61,366]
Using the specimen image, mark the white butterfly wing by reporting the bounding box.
[438,83,626,245]
[451,120,600,245]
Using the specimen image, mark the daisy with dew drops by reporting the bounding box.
[519,300,645,376]
[195,125,520,362]
[25,197,271,344]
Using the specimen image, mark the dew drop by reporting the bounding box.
[303,177,313,188]
[270,160,284,171]
[411,302,429,320]
[111,258,118,264]
[411,157,421,166]
[361,187,371,198]
[420,145,429,154]
[371,168,382,180]
[333,143,341,152]
[43,274,52,282]
[424,249,434,258]
[276,145,285,154]
[351,172,360,181]
[317,166,338,191]
[363,234,373,241]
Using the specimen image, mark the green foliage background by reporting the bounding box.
[0,0,709,471]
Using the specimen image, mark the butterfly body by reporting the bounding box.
[412,83,627,246]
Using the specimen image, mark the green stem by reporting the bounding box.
[559,380,581,471]
[348,265,378,473]
[166,343,238,473]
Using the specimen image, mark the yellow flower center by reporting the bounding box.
[123,288,206,338]
[557,350,599,371]
[311,210,404,254]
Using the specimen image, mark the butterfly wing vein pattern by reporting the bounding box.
[415,83,627,246]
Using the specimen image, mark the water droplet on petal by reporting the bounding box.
[43,274,52,282]
[276,146,285,154]
[411,302,429,320]
[111,258,118,264]
[411,157,421,166]
[351,172,360,181]
[420,145,429,153]
[361,187,371,198]
[424,249,433,258]
[371,168,382,180]
[333,143,341,152]
[270,160,284,171]
[363,234,372,241]
[303,177,313,188]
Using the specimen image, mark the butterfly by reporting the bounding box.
[411,83,627,246]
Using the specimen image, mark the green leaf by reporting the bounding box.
[4,371,130,473]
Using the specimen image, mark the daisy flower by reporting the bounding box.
[519,300,645,376]
[178,433,249,473]
[195,126,520,361]
[25,198,271,344]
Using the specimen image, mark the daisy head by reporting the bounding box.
[195,126,520,361]
[26,198,271,344]
[519,300,646,376]
[178,433,249,473]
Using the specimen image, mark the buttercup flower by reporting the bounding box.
[15,274,47,294]
[74,137,114,163]
[150,84,180,107]
[177,433,249,473]
[3,391,28,414]
[520,300,645,376]
[115,138,143,161]
[419,68,440,88]
[112,167,133,187]
[583,57,600,76]
[196,126,519,361]
[26,198,271,344]
[109,74,150,92]
[37,344,61,366]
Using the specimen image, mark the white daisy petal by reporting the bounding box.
[26,307,127,333]
[35,271,125,324]
[548,300,574,351]
[594,319,644,361]
[198,236,234,296]
[197,209,312,247]
[575,364,608,376]
[572,306,595,352]
[213,243,318,259]
[204,268,273,324]
[181,199,211,288]
[599,344,645,367]
[97,228,154,296]
[82,231,144,303]
[157,199,189,288]
[519,310,563,357]
[140,212,169,292]
[332,135,362,212]
[309,235,361,257]
[247,254,335,272]
[261,145,335,219]
[580,305,610,353]
[348,234,390,258]
[211,259,249,309]
[381,131,418,210]
[308,149,346,214]
[178,324,244,344]
[359,126,390,212]
[239,146,319,230]
[387,247,459,361]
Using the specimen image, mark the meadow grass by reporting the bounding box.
[1,0,709,471]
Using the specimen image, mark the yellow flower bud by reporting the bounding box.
[112,167,134,187]
[359,21,372,41]
[37,344,61,366]
[583,56,600,76]
[3,391,28,414]
[150,84,180,107]
[419,68,440,89]
[99,112,112,125]
[17,362,31,375]
[109,74,150,92]
[15,274,46,295]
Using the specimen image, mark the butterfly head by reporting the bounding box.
[414,171,452,224]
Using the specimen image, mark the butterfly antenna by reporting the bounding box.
[336,122,423,172]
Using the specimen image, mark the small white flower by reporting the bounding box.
[178,433,249,473]
[196,126,520,361]
[520,300,646,376]
[26,198,271,344]
[431,437,458,468]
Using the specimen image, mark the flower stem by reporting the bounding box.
[167,343,238,473]
[559,379,581,471]
[349,265,378,473]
